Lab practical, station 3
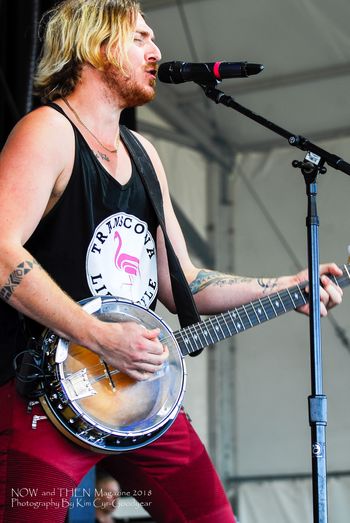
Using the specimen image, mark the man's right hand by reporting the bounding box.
[90,321,169,381]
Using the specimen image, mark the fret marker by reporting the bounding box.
[294,293,299,299]
[275,301,280,308]
[257,308,262,314]
[237,323,241,329]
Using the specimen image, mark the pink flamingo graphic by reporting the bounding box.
[114,231,140,286]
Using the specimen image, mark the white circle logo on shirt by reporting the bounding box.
[86,213,158,308]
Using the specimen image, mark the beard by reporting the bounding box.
[102,64,157,108]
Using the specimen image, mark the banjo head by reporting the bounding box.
[40,296,186,453]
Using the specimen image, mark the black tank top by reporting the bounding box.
[0,103,159,384]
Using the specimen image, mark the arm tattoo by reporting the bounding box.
[0,259,40,302]
[189,269,252,295]
[257,278,279,295]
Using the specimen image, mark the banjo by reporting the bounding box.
[39,264,350,453]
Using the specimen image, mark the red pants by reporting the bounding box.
[0,379,236,522]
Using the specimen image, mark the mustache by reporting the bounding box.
[145,62,159,74]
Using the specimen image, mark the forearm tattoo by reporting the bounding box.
[189,269,252,295]
[190,270,280,297]
[257,277,279,295]
[0,259,40,302]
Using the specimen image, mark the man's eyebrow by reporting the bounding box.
[135,29,155,40]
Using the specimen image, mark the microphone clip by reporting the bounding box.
[195,78,221,88]
[292,151,327,180]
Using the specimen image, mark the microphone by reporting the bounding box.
[158,61,264,84]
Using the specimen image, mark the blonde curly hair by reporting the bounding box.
[34,0,140,101]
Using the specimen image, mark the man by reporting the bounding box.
[95,468,120,523]
[0,1,343,522]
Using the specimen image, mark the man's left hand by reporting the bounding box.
[295,263,343,316]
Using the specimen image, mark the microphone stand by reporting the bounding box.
[199,81,350,523]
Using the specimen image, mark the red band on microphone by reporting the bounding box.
[213,61,222,80]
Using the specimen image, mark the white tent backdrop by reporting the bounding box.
[137,0,350,521]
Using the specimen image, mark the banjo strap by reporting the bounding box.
[120,126,202,354]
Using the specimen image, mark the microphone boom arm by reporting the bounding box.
[200,83,350,176]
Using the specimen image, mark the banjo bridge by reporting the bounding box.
[62,368,97,400]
